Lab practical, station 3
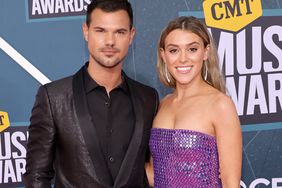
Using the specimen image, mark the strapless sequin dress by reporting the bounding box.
[149,128,222,188]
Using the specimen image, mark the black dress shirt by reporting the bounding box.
[83,67,135,183]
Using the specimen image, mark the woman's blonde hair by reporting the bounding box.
[157,16,226,93]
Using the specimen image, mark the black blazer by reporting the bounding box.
[23,66,159,188]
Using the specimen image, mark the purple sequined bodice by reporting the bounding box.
[149,128,222,188]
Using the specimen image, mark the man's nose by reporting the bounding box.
[105,33,115,46]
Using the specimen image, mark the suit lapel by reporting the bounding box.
[72,66,113,186]
[114,74,145,188]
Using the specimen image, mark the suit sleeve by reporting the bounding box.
[153,89,160,116]
[145,89,159,163]
[23,85,55,188]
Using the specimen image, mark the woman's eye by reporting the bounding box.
[189,48,198,52]
[169,49,177,53]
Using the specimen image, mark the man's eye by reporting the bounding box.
[117,31,126,35]
[95,29,104,32]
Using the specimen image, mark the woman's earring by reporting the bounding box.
[204,61,208,81]
[164,64,171,83]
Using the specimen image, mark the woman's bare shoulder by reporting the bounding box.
[213,92,235,111]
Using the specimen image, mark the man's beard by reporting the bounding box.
[91,48,125,69]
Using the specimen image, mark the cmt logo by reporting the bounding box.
[203,0,262,32]
[0,111,10,132]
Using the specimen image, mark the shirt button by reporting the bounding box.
[109,156,114,163]
[110,129,114,134]
[105,101,110,107]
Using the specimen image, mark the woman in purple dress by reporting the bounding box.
[146,16,242,188]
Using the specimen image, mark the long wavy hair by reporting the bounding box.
[157,16,226,93]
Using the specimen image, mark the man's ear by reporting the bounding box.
[82,23,89,42]
[129,27,136,44]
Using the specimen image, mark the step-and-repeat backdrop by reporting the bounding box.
[0,0,281,187]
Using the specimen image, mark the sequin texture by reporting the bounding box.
[149,128,222,188]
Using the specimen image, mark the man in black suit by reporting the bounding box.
[23,0,159,187]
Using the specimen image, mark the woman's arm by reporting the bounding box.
[145,156,154,187]
[213,95,242,188]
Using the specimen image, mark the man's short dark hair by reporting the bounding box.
[86,0,133,29]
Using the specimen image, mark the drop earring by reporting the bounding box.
[204,61,208,81]
[165,64,171,83]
